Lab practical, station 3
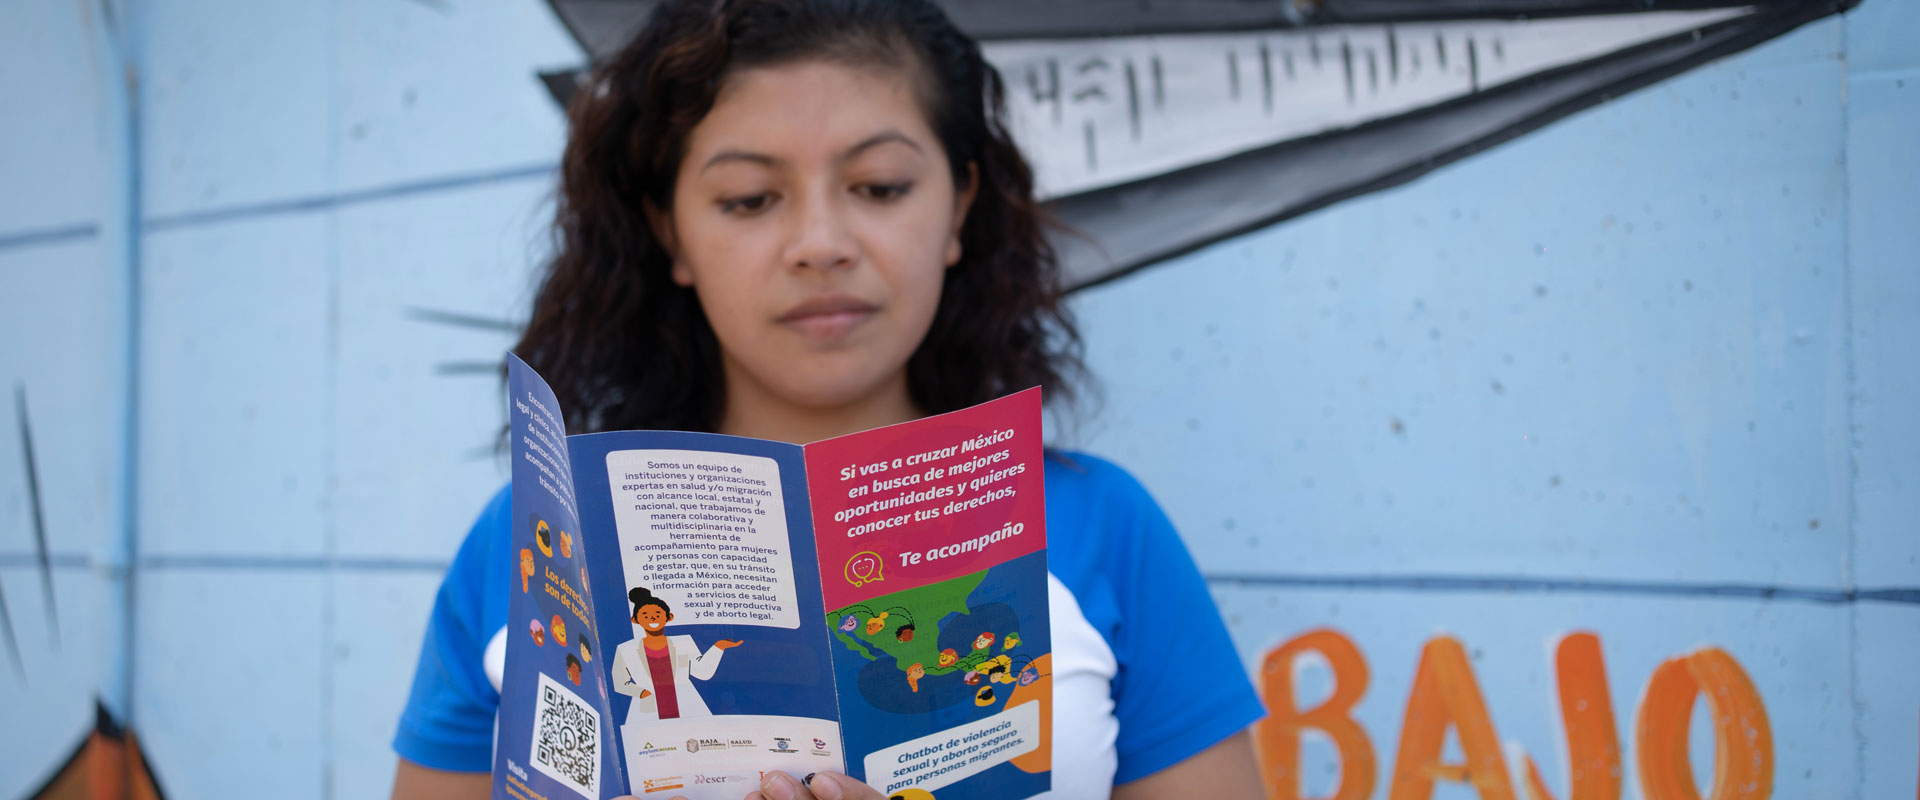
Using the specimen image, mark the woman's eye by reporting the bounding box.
[859,182,912,202]
[720,193,772,214]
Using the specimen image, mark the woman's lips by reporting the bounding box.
[779,296,878,339]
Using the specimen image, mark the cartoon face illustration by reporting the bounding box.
[566,654,583,685]
[529,619,546,646]
[895,623,915,643]
[1003,632,1021,650]
[972,632,994,651]
[634,603,670,634]
[985,655,1014,684]
[963,670,980,686]
[890,790,937,800]
[551,615,568,647]
[865,611,889,636]
[1018,667,1038,686]
[580,638,592,664]
[974,685,995,706]
[937,649,958,668]
[519,549,535,592]
[906,663,925,693]
[839,614,859,632]
[535,520,553,558]
[559,530,573,559]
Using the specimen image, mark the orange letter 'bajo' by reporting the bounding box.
[1389,636,1518,800]
[1256,628,1377,800]
[1635,648,1774,800]
[1522,632,1622,800]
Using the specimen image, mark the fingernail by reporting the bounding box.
[809,772,845,800]
[762,770,800,800]
[802,773,817,787]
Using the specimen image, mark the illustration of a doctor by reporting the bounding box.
[612,586,742,723]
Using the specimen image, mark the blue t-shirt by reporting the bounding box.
[394,451,1262,791]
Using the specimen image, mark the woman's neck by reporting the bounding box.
[717,367,924,444]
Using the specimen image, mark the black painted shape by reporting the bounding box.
[1321,0,1761,23]
[1046,1,1856,290]
[404,306,523,333]
[0,574,19,678]
[544,0,1786,49]
[15,385,57,647]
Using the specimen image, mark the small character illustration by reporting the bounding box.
[963,670,980,686]
[1003,632,1021,650]
[551,615,568,647]
[839,614,859,632]
[559,529,573,559]
[972,632,994,652]
[974,685,995,706]
[895,623,915,643]
[566,654,583,686]
[529,618,546,646]
[865,611,890,636]
[1017,666,1038,686]
[890,790,937,800]
[580,565,590,595]
[519,548,536,592]
[937,649,958,668]
[535,519,554,558]
[580,636,593,664]
[984,655,1014,684]
[906,663,925,693]
[612,586,743,724]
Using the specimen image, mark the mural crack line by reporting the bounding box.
[142,162,558,232]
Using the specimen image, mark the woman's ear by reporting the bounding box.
[944,162,980,268]
[645,201,694,286]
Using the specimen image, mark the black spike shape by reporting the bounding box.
[16,384,57,647]
[0,575,20,678]
[403,306,524,333]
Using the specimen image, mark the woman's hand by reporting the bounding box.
[714,639,745,650]
[627,770,887,800]
[745,770,886,800]
[638,689,652,699]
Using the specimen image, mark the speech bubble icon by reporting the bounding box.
[844,551,885,587]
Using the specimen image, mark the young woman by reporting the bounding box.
[391,2,1265,798]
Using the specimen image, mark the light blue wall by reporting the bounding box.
[0,1,1912,798]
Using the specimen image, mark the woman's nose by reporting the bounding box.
[785,189,857,271]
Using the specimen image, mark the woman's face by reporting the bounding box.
[634,604,670,633]
[659,59,975,416]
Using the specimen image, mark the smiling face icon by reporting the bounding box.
[839,614,859,632]
[535,520,553,558]
[973,632,994,651]
[974,685,995,706]
[937,649,958,668]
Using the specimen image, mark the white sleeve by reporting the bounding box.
[687,644,727,681]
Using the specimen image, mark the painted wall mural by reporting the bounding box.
[539,0,1858,287]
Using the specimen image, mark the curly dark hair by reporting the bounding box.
[511,0,1083,435]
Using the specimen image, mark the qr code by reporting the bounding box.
[530,671,601,796]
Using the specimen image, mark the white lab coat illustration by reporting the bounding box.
[612,635,728,724]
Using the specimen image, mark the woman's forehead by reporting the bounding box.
[689,61,938,164]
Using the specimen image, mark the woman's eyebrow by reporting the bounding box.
[698,131,922,172]
[700,149,779,172]
[843,130,922,161]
